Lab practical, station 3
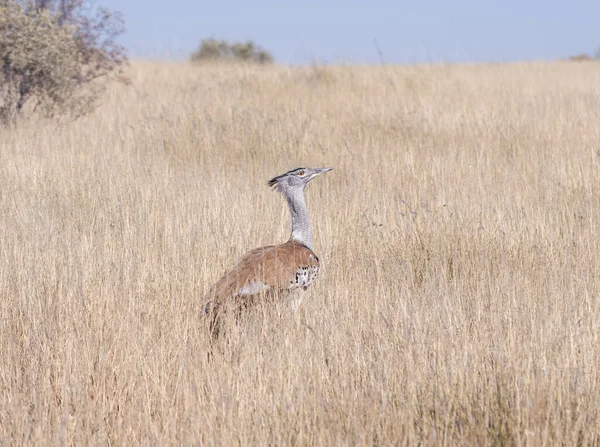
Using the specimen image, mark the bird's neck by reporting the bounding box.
[286,188,314,251]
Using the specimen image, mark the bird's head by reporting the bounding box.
[267,167,333,194]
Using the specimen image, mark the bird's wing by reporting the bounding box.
[203,241,319,306]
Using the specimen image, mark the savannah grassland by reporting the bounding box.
[1,60,599,445]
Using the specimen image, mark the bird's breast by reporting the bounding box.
[292,264,320,289]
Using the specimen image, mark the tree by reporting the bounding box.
[0,0,127,124]
[191,38,273,64]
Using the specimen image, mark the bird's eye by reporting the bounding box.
[297,170,305,176]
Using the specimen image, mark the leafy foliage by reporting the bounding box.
[191,38,273,64]
[0,0,126,124]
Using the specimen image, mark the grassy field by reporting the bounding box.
[1,60,599,445]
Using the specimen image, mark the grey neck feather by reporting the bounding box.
[285,187,314,251]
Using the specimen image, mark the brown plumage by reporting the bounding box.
[202,167,332,326]
[203,240,319,310]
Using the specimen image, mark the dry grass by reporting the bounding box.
[1,60,600,445]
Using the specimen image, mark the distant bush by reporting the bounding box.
[0,0,127,125]
[191,38,273,64]
[567,47,600,62]
[568,53,593,62]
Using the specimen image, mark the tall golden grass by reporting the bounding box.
[1,60,599,444]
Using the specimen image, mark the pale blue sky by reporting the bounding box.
[101,0,600,64]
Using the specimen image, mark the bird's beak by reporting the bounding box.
[307,167,333,184]
[315,167,333,175]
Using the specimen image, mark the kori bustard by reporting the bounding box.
[202,167,332,319]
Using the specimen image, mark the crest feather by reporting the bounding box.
[267,168,305,192]
[267,174,285,191]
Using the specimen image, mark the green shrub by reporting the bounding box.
[0,0,126,124]
[568,53,593,62]
[191,38,273,64]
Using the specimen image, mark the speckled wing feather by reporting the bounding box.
[203,240,320,310]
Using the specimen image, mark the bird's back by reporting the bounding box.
[203,240,320,310]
